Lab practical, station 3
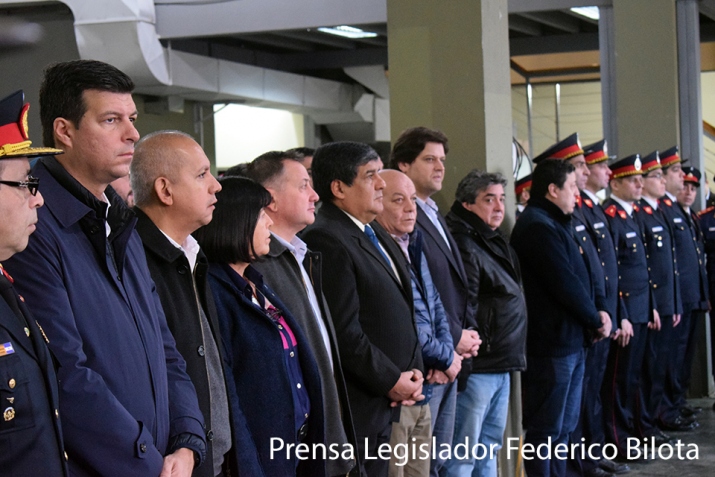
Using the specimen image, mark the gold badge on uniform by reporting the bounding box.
[3,407,15,421]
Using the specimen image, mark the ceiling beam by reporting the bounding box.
[279,30,357,49]
[508,0,611,14]
[509,15,543,36]
[518,11,580,33]
[510,32,599,55]
[235,33,316,52]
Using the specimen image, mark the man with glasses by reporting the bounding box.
[0,90,67,475]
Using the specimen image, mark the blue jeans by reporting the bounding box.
[522,351,585,477]
[443,372,510,477]
[428,381,457,477]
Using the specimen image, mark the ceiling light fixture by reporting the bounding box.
[317,25,378,39]
[570,6,600,21]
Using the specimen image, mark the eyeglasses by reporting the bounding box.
[0,176,40,196]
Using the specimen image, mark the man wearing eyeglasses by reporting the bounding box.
[0,90,68,475]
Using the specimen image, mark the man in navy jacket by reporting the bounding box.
[511,159,610,477]
[5,60,206,476]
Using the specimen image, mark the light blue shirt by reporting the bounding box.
[416,197,451,250]
[273,233,333,371]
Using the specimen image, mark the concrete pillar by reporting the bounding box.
[610,0,680,156]
[387,3,519,476]
[387,0,514,221]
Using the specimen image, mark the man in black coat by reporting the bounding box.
[131,131,237,477]
[0,90,68,476]
[511,159,610,477]
[302,141,424,476]
[445,170,526,477]
[242,151,360,476]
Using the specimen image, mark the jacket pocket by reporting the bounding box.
[0,354,35,434]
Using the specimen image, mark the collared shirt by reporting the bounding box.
[273,233,333,371]
[665,190,677,202]
[642,196,659,210]
[583,189,601,206]
[102,193,112,237]
[160,231,200,272]
[391,233,411,263]
[416,197,451,250]
[610,194,634,217]
[225,264,310,440]
[341,209,401,283]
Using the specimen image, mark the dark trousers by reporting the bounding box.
[357,422,392,477]
[523,350,586,477]
[602,322,648,455]
[636,315,674,436]
[660,307,705,422]
[569,338,611,474]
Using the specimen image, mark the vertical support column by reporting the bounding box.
[611,0,680,156]
[387,0,513,215]
[677,0,713,398]
[599,5,617,153]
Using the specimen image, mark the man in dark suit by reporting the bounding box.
[0,90,67,476]
[511,159,610,477]
[390,127,480,364]
[242,150,359,476]
[131,131,241,477]
[302,141,424,476]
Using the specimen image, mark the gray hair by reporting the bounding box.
[455,169,508,204]
[130,130,195,207]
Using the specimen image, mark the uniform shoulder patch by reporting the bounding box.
[663,198,673,206]
[584,198,594,208]
[633,204,640,212]
[698,206,715,217]
[618,210,627,219]
[644,205,653,215]
[605,204,617,218]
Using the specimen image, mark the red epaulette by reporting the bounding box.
[633,204,640,212]
[618,210,627,219]
[644,205,653,215]
[605,204,617,218]
[584,198,594,208]
[576,196,582,208]
[663,198,673,206]
[698,206,715,217]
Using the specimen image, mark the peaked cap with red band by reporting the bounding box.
[641,150,661,174]
[0,90,63,159]
[659,146,681,169]
[532,132,584,164]
[583,139,611,165]
[610,153,644,179]
[515,174,532,196]
[682,166,701,186]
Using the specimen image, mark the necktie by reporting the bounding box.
[364,225,391,266]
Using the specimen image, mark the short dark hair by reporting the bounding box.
[243,150,301,187]
[40,60,135,147]
[312,141,380,201]
[389,127,449,169]
[455,169,508,204]
[222,163,249,178]
[286,147,315,161]
[531,159,575,198]
[193,177,272,264]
